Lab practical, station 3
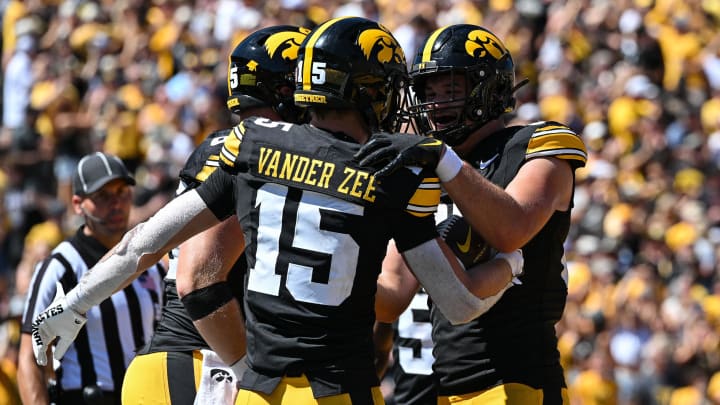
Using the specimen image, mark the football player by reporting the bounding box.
[30,18,522,405]
[127,24,312,405]
[356,24,588,404]
[42,25,310,405]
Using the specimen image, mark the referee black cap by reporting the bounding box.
[73,152,135,196]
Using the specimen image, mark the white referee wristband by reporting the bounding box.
[436,146,463,182]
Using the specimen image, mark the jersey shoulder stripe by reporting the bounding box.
[525,122,587,166]
[195,156,220,182]
[220,123,246,170]
[406,177,441,217]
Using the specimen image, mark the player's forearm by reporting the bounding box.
[403,238,496,325]
[192,300,247,366]
[175,215,245,293]
[66,190,214,314]
[466,256,515,297]
[375,241,419,323]
[373,321,394,379]
[442,164,524,252]
[402,239,523,324]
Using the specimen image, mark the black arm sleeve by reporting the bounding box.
[391,211,438,252]
[195,169,236,221]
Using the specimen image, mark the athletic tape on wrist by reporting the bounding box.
[181,281,234,321]
[495,249,524,277]
[436,147,463,182]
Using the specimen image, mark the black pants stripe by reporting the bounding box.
[168,351,198,404]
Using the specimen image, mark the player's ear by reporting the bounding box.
[71,195,84,216]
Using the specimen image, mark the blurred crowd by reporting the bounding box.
[1,0,719,404]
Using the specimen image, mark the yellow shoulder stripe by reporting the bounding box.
[527,127,587,164]
[405,176,441,217]
[219,123,246,168]
[195,156,220,182]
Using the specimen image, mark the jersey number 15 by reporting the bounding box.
[247,183,363,306]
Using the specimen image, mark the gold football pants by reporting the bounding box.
[121,351,202,404]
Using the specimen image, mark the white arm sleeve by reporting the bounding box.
[65,190,210,314]
[402,239,512,325]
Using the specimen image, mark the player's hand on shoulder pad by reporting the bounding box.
[354,133,446,177]
[32,282,87,366]
[495,249,524,284]
[437,215,496,269]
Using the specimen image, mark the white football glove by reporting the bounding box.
[495,249,524,285]
[31,282,87,366]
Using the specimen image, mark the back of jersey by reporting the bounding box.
[222,117,440,395]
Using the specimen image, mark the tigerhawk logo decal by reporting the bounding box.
[358,28,405,64]
[265,28,310,60]
[465,29,507,61]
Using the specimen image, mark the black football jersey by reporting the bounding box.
[390,288,437,405]
[196,117,441,398]
[141,129,247,353]
[430,121,587,395]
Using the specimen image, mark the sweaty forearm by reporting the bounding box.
[175,215,244,294]
[192,299,247,366]
[442,164,523,251]
[66,190,213,314]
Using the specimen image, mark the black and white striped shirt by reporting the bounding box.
[21,227,164,393]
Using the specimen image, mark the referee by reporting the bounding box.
[17,152,165,405]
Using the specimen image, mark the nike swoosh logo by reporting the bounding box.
[478,153,499,169]
[456,227,472,253]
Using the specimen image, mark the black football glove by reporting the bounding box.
[354,133,446,177]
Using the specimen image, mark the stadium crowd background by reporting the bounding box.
[1,0,720,404]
